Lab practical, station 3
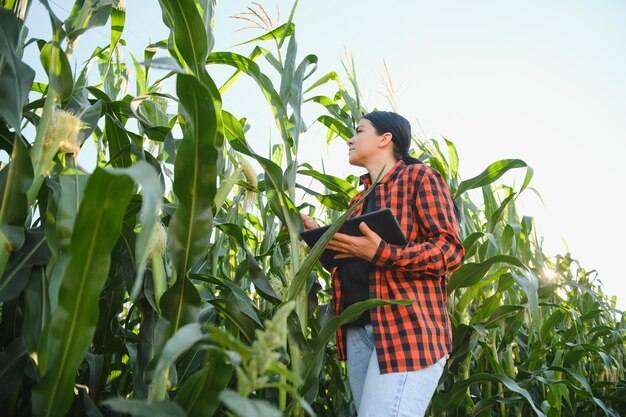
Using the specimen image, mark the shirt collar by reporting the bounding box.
[359,160,406,188]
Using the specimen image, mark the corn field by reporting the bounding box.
[0,1,624,416]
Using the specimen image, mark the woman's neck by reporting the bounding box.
[365,156,399,182]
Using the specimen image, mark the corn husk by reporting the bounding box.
[42,109,83,160]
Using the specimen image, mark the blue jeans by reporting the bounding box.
[346,324,447,417]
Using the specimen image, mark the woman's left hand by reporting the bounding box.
[326,222,383,262]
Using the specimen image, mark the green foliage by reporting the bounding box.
[0,7,35,132]
[32,167,137,417]
[0,2,623,417]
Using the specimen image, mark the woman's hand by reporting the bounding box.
[326,222,382,262]
[301,213,320,231]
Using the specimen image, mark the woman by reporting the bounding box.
[302,111,464,416]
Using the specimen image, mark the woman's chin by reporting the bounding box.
[348,154,361,166]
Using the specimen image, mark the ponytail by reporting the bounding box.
[401,154,422,165]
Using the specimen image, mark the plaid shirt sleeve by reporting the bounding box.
[370,169,464,275]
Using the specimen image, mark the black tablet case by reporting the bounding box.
[299,208,408,267]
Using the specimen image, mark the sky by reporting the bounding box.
[21,1,626,309]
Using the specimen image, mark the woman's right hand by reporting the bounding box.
[301,213,319,230]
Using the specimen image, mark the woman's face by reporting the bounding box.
[347,118,382,167]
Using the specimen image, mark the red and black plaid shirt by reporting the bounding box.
[331,160,464,374]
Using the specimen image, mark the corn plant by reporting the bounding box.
[0,1,624,417]
[411,141,625,417]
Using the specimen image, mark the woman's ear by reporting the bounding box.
[378,132,393,147]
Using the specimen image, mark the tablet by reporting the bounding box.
[299,208,408,267]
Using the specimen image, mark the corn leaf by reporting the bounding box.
[157,0,208,76]
[454,159,528,199]
[237,22,295,46]
[448,254,526,294]
[0,8,36,132]
[102,398,186,417]
[0,137,32,277]
[39,41,73,101]
[162,73,222,331]
[175,348,234,417]
[46,168,89,310]
[32,167,135,417]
